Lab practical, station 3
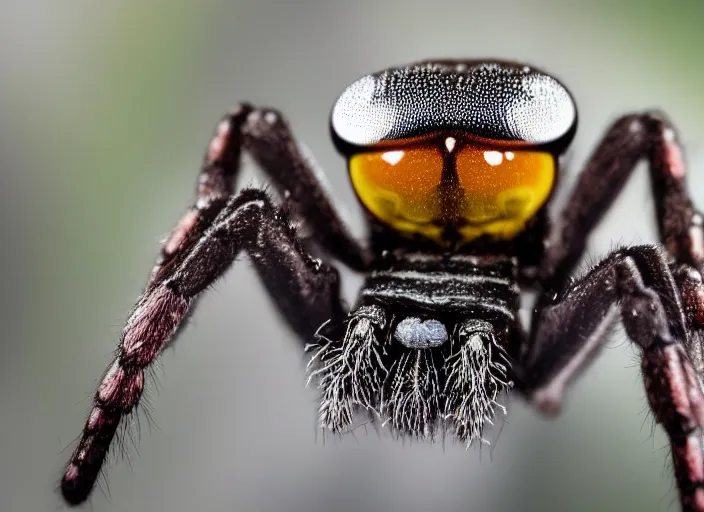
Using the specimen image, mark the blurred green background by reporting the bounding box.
[1,0,703,511]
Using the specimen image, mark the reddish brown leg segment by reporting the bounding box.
[61,105,361,505]
[643,343,704,511]
[647,114,704,512]
[522,112,704,511]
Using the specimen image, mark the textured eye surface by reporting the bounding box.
[331,61,576,148]
[350,146,445,239]
[349,138,555,243]
[454,147,554,233]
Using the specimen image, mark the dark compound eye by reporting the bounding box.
[331,61,577,148]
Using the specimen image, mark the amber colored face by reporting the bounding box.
[349,137,555,244]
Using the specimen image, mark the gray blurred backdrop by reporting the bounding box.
[1,1,703,511]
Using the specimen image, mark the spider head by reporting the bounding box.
[331,60,577,245]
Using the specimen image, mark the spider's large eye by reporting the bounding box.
[349,140,555,243]
[350,146,445,241]
[454,146,554,240]
[333,59,576,244]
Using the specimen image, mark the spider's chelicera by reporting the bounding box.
[62,60,704,511]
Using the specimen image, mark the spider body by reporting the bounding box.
[62,60,704,511]
[311,251,519,439]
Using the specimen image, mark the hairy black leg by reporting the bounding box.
[147,106,249,290]
[62,103,368,505]
[232,104,371,270]
[520,246,686,406]
[518,245,704,511]
[536,112,704,510]
[540,112,703,288]
[61,189,344,505]
[152,104,371,291]
[59,108,246,506]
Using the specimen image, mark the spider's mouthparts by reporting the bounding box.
[307,311,512,444]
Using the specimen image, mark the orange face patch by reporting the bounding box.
[349,138,555,244]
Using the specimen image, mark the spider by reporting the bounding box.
[61,60,704,511]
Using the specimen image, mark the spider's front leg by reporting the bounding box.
[540,112,704,286]
[518,246,704,510]
[150,102,371,291]
[521,112,704,511]
[61,190,345,505]
[61,105,365,505]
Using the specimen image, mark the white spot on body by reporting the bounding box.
[394,317,448,348]
[484,151,503,166]
[381,150,405,165]
[264,111,278,124]
[628,119,642,134]
[445,136,456,152]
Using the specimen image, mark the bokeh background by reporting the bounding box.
[1,1,703,511]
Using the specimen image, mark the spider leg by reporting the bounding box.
[224,103,371,269]
[62,188,345,505]
[540,111,703,288]
[61,105,359,505]
[523,111,704,377]
[529,112,704,510]
[517,245,704,512]
[151,103,371,293]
